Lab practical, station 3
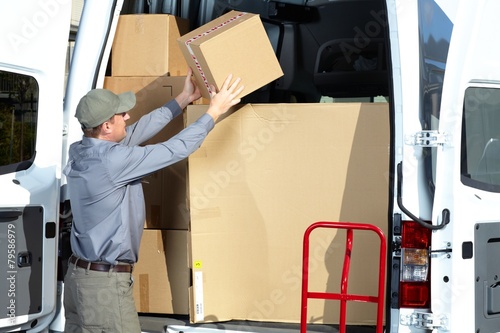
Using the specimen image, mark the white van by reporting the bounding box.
[1,0,499,332]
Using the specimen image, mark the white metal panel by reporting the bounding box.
[0,0,72,331]
[386,1,430,331]
[432,1,500,332]
[389,0,430,220]
[71,0,84,27]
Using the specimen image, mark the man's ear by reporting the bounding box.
[100,121,113,136]
[103,121,112,130]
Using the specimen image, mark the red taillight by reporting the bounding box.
[399,221,431,308]
[401,221,431,248]
[400,281,430,308]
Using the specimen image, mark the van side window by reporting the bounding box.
[461,87,500,191]
[0,70,38,174]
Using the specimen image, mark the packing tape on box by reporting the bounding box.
[139,273,150,312]
[183,12,247,96]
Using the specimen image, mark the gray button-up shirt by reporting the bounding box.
[63,99,213,264]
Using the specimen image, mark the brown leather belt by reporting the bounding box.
[69,255,133,273]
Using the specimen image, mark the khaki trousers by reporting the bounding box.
[63,261,141,333]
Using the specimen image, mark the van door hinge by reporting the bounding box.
[405,130,449,147]
[400,311,448,330]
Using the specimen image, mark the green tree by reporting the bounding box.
[0,71,38,167]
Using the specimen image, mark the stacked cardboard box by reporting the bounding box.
[133,229,189,314]
[105,9,284,316]
[111,14,189,77]
[105,14,192,315]
[103,75,190,231]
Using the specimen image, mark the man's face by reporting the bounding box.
[109,112,130,142]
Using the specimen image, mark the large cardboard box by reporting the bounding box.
[177,11,283,99]
[133,229,190,314]
[104,75,189,229]
[186,103,389,324]
[112,14,189,77]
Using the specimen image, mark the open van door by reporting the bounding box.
[0,1,72,331]
[389,0,500,332]
[430,1,500,332]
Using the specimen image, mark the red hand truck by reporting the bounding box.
[300,221,387,333]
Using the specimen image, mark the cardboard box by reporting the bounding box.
[186,103,389,324]
[177,11,283,99]
[133,229,190,314]
[104,75,186,143]
[104,75,189,229]
[138,166,189,230]
[112,14,189,77]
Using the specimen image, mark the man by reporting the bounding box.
[63,69,243,333]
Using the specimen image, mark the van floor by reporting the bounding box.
[139,315,378,333]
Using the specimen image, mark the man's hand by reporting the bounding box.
[175,68,202,109]
[206,74,244,122]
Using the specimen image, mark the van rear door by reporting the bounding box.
[0,1,71,331]
[431,1,500,332]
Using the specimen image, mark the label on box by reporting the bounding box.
[194,271,204,321]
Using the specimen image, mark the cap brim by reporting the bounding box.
[116,91,136,114]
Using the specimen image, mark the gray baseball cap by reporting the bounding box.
[75,89,136,128]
